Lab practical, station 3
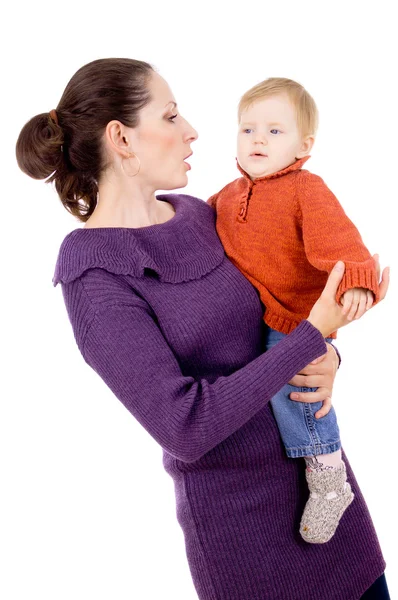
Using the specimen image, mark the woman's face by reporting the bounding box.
[128,71,198,191]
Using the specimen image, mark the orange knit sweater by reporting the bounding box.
[207,156,379,338]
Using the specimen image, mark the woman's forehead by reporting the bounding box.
[147,72,176,109]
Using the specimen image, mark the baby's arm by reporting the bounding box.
[340,287,374,320]
[297,171,380,308]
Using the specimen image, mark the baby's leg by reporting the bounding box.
[265,327,354,543]
[304,449,342,470]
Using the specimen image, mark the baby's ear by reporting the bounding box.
[296,135,315,158]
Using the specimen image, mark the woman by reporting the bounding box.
[16,58,389,599]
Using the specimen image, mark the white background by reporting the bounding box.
[2,1,397,598]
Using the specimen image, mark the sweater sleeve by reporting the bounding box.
[298,172,380,304]
[81,299,326,463]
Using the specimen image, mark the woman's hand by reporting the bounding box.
[288,343,339,419]
[307,257,389,338]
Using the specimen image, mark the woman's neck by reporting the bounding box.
[84,179,175,229]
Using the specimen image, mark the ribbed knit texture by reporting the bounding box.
[208,157,380,337]
[53,193,385,599]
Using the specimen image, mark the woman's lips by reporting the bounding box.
[184,153,192,170]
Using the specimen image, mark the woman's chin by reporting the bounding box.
[164,175,189,190]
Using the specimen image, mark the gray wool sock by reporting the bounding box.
[300,461,354,544]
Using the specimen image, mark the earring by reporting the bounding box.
[121,152,141,178]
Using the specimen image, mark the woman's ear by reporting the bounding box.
[104,120,132,158]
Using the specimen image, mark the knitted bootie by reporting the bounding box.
[300,461,354,544]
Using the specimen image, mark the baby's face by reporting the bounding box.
[237,94,310,180]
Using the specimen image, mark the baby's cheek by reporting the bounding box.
[236,146,248,168]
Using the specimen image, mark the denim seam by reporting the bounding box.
[303,402,322,454]
[286,440,342,458]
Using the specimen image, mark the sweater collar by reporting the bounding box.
[52,194,225,286]
[237,155,311,183]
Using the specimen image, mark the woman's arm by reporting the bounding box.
[81,303,325,463]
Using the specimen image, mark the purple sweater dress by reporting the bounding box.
[53,194,385,600]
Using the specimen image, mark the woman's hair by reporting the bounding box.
[16,58,154,222]
[238,77,319,138]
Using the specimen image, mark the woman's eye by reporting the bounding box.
[168,113,178,122]
[270,129,280,134]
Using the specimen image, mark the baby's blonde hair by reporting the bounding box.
[238,77,319,138]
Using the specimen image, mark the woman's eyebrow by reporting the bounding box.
[165,101,177,109]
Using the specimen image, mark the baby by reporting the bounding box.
[207,78,380,544]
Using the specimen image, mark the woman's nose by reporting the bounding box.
[183,119,199,142]
[187,125,198,142]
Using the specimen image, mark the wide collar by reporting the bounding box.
[52,194,225,286]
[237,155,311,183]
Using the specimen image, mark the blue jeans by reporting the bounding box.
[266,327,341,458]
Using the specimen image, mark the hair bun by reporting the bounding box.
[16,112,64,180]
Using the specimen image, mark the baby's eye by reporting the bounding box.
[270,129,280,135]
[243,128,253,134]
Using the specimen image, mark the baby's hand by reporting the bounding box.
[340,287,374,321]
